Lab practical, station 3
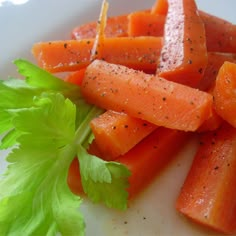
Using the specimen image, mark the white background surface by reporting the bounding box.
[0,0,236,235]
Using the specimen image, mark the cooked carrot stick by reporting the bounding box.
[32,37,162,73]
[32,38,236,78]
[128,12,165,37]
[127,10,236,55]
[213,61,236,128]
[176,122,236,234]
[81,60,213,132]
[117,127,190,199]
[200,11,236,53]
[157,0,208,87]
[71,14,128,40]
[198,52,236,91]
[67,127,190,199]
[90,110,157,160]
[67,158,84,196]
[151,0,168,15]
[71,8,151,40]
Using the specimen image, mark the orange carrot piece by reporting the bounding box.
[71,14,128,40]
[128,12,165,37]
[65,68,86,86]
[127,2,236,54]
[32,37,162,73]
[67,127,190,199]
[71,9,150,40]
[90,110,157,160]
[198,52,236,91]
[157,0,208,87]
[81,60,213,132]
[67,158,84,196]
[176,123,236,234]
[127,11,236,54]
[118,127,190,199]
[151,0,168,15]
[213,61,236,128]
[32,40,93,72]
[200,11,236,53]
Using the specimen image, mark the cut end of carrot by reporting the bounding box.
[213,61,236,128]
[151,0,168,15]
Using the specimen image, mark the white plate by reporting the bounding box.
[0,0,236,235]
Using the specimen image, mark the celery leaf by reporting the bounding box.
[78,145,130,210]
[0,93,85,235]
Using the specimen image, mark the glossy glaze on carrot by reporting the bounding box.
[32,37,162,73]
[176,123,236,234]
[213,61,236,128]
[81,60,213,131]
[157,0,208,87]
[90,110,157,160]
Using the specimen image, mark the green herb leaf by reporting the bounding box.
[0,93,85,235]
[0,79,43,148]
[78,145,130,210]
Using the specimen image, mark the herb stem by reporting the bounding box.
[74,105,103,146]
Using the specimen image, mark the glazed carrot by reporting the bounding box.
[151,0,168,15]
[213,61,236,128]
[32,37,162,73]
[128,11,236,54]
[71,8,151,40]
[65,68,86,86]
[157,0,208,87]
[198,52,236,91]
[128,12,165,37]
[67,158,84,196]
[117,127,190,199]
[71,14,128,40]
[67,127,190,199]
[200,11,236,53]
[81,60,213,132]
[90,110,157,160]
[151,0,236,54]
[176,123,236,234]
[32,39,93,72]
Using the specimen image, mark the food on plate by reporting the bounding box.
[32,37,163,73]
[80,59,213,131]
[1,0,236,235]
[213,61,236,128]
[90,110,157,160]
[156,0,208,87]
[176,122,236,234]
